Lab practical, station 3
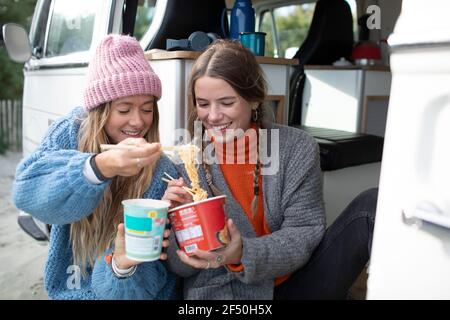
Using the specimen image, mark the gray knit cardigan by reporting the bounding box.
[167,123,326,299]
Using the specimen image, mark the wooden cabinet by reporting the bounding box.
[145,50,297,146]
[302,65,391,136]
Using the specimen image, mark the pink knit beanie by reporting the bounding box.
[83,34,162,111]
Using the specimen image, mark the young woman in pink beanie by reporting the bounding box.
[12,34,179,299]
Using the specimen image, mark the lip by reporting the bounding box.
[122,129,143,137]
[209,122,232,133]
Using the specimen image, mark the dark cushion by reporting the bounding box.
[295,126,384,171]
[293,0,354,65]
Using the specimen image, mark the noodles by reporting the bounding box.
[177,145,208,202]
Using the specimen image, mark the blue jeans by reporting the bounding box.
[274,188,378,300]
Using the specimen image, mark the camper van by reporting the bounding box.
[3,0,450,298]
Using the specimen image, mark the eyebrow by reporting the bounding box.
[196,96,237,101]
[115,100,155,106]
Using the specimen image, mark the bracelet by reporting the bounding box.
[111,255,137,278]
[90,154,111,182]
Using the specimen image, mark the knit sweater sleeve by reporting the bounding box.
[235,128,326,284]
[12,108,109,225]
[90,252,175,300]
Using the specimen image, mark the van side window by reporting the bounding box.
[45,0,100,57]
[134,0,157,40]
[260,3,316,58]
[259,0,357,58]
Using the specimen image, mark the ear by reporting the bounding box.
[251,102,259,110]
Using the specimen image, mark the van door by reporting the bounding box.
[367,0,450,299]
[23,0,110,157]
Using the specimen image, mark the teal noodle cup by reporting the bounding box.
[239,32,266,56]
[122,199,170,262]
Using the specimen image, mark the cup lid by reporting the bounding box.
[122,199,170,209]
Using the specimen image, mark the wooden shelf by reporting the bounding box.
[305,64,390,72]
[145,50,299,66]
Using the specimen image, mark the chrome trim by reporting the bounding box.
[25,62,88,71]
[108,0,117,33]
[43,0,56,59]
[390,41,450,52]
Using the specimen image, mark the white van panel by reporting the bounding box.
[323,162,381,226]
[368,46,450,299]
[23,107,55,145]
[150,59,186,147]
[23,68,87,116]
[302,69,360,132]
[367,0,450,299]
[364,71,391,96]
[260,64,289,95]
[389,0,450,46]
[302,68,391,133]
[21,67,87,155]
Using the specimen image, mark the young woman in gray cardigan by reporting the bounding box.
[163,40,377,300]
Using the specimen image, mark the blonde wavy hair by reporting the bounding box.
[72,102,160,275]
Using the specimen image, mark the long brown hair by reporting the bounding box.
[187,40,270,216]
[72,102,160,275]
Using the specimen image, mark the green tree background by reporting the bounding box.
[261,4,315,58]
[0,0,36,153]
[0,0,37,100]
[260,2,356,58]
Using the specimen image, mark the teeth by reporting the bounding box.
[212,123,231,130]
[123,130,141,136]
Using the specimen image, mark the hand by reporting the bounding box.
[176,219,243,269]
[162,177,193,208]
[112,223,171,269]
[95,138,161,178]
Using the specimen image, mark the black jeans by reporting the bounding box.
[274,188,378,300]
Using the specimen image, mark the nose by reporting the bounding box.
[129,110,144,127]
[208,104,222,123]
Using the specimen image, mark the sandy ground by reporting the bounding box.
[0,151,48,300]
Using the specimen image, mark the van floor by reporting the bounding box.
[348,267,369,300]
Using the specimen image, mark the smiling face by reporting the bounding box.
[195,76,256,142]
[105,95,155,143]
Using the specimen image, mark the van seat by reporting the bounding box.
[296,126,384,171]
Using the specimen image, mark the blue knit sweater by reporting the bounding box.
[12,107,179,300]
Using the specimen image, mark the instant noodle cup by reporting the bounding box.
[122,199,169,261]
[169,195,228,255]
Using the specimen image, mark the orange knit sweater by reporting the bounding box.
[216,124,290,286]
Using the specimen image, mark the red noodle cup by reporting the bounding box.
[169,195,228,256]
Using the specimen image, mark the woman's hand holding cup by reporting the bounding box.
[113,223,171,269]
[176,219,243,269]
